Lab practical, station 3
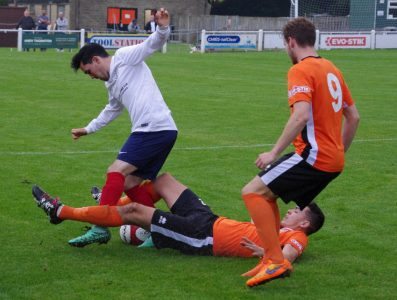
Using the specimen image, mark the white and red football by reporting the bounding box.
[119,225,151,246]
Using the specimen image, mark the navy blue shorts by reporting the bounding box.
[117,130,177,180]
[150,189,218,255]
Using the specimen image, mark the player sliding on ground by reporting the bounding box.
[32,173,325,285]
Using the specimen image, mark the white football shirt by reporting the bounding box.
[85,26,177,134]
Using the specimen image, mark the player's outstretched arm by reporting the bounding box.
[155,8,170,28]
[342,104,360,152]
[119,8,170,65]
[255,101,310,169]
[71,128,87,140]
[282,244,299,263]
[241,237,299,263]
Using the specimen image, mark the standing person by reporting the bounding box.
[241,17,360,287]
[144,14,157,33]
[55,11,68,52]
[16,10,36,52]
[69,8,177,247]
[37,9,50,52]
[128,19,140,33]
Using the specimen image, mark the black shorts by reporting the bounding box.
[150,189,218,255]
[259,152,340,209]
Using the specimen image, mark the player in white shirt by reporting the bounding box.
[69,8,177,247]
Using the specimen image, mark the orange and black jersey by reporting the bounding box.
[287,56,355,172]
[212,217,308,257]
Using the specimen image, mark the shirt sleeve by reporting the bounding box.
[284,231,308,256]
[84,96,124,134]
[287,66,313,107]
[114,26,170,66]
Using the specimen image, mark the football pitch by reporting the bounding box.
[0,45,396,299]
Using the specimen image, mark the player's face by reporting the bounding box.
[281,206,309,229]
[80,57,109,81]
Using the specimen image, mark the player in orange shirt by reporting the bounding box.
[32,172,323,268]
[241,17,360,287]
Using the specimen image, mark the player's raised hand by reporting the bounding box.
[155,8,170,27]
[71,128,87,140]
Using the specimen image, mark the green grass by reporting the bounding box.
[0,45,396,299]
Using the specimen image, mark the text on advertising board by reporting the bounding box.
[207,35,240,43]
[325,36,367,47]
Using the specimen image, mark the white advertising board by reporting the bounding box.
[375,31,397,48]
[86,33,149,49]
[203,33,258,50]
[263,32,285,49]
[319,33,371,49]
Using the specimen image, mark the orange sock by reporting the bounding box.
[59,205,123,227]
[116,196,133,206]
[269,200,280,232]
[243,193,284,264]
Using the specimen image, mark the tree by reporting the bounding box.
[210,0,291,17]
[299,0,350,16]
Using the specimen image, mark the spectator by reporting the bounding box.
[128,19,140,33]
[56,12,69,52]
[37,9,50,51]
[16,10,36,52]
[118,23,128,32]
[144,14,157,33]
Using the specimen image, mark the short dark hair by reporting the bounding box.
[304,202,325,235]
[71,43,109,72]
[282,17,316,47]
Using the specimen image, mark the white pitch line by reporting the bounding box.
[0,138,396,156]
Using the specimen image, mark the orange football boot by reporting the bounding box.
[246,258,292,287]
[241,259,265,277]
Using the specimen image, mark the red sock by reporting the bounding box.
[125,184,154,207]
[59,205,123,227]
[99,172,125,206]
[141,181,161,203]
[243,193,284,263]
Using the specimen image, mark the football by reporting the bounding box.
[119,225,151,246]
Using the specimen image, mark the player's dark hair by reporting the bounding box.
[305,202,325,235]
[282,17,316,47]
[71,43,109,72]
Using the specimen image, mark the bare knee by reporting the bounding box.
[119,202,140,217]
[118,202,154,229]
[107,160,137,177]
[153,172,174,193]
[124,175,143,191]
[241,176,275,198]
[155,172,173,185]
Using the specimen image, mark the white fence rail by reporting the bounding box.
[200,29,397,52]
[1,28,396,52]
[1,29,85,51]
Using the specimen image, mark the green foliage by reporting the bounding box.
[0,46,396,299]
[299,0,350,16]
[210,0,291,17]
